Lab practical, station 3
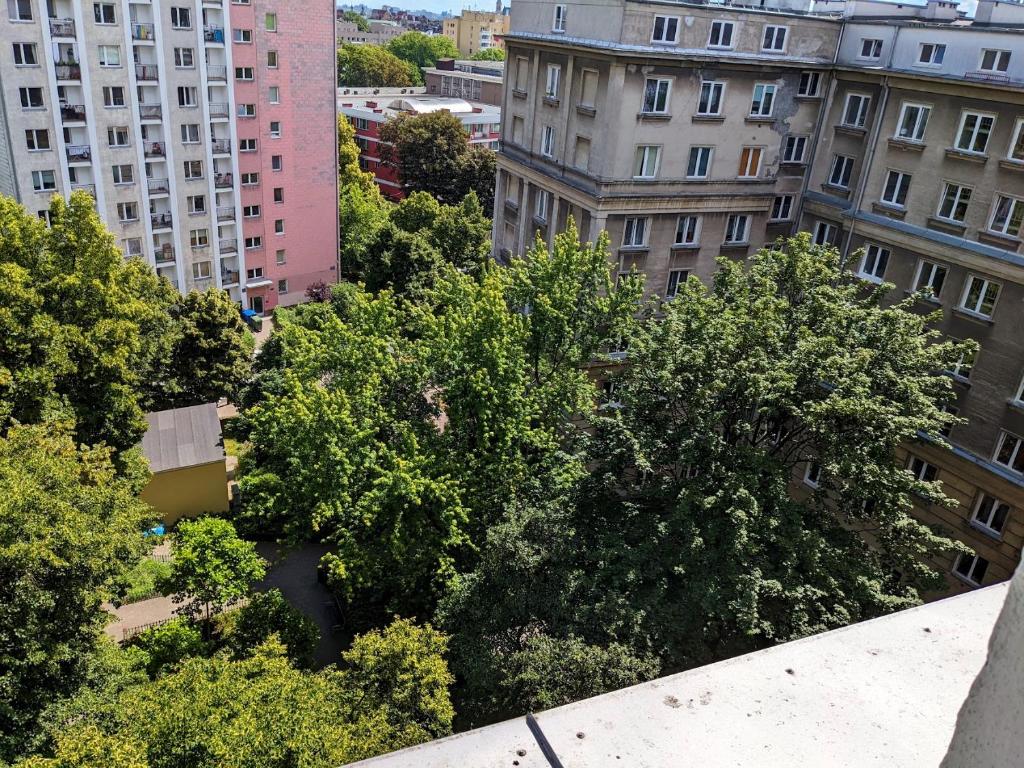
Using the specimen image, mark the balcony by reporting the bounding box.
[208,103,228,119]
[65,144,91,163]
[139,104,162,121]
[218,238,237,254]
[70,183,96,198]
[204,26,225,43]
[211,138,231,154]
[155,245,176,264]
[144,140,166,158]
[60,104,86,123]
[49,18,75,38]
[216,206,235,222]
[207,65,227,82]
[131,23,155,41]
[54,63,81,81]
[148,178,169,195]
[151,212,173,230]
[135,64,158,81]
[214,172,233,189]
[221,270,239,286]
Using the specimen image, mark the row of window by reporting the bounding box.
[857,36,1012,76]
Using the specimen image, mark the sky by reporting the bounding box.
[339,0,490,16]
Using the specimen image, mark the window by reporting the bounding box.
[267,50,278,68]
[913,260,947,298]
[880,170,911,208]
[955,112,994,154]
[123,237,142,256]
[98,45,120,67]
[276,249,286,265]
[995,432,1024,474]
[908,456,938,482]
[265,12,277,31]
[180,124,200,143]
[170,7,191,29]
[937,183,971,223]
[979,49,1010,73]
[828,154,854,189]
[273,187,284,203]
[545,64,560,99]
[240,138,257,152]
[174,47,194,67]
[107,127,129,147]
[269,121,281,138]
[188,195,206,214]
[177,87,198,108]
[708,20,734,49]
[93,3,115,23]
[724,214,749,244]
[111,164,134,184]
[190,229,209,248]
[652,15,679,44]
[580,69,598,109]
[271,155,282,171]
[1008,119,1024,163]
[541,126,555,157]
[859,38,882,59]
[634,145,660,178]
[918,43,945,66]
[238,104,256,118]
[31,170,55,192]
[675,215,700,246]
[842,94,871,128]
[241,172,259,186]
[278,279,288,294]
[770,195,793,221]
[25,129,48,151]
[989,195,1024,237]
[268,86,279,104]
[953,553,988,586]
[8,0,31,20]
[783,135,807,163]
[102,86,125,107]
[665,269,689,299]
[274,219,284,235]
[12,42,36,65]
[803,462,821,488]
[697,81,724,116]
[762,25,787,52]
[552,3,566,32]
[813,221,837,246]
[233,28,253,44]
[687,146,713,178]
[573,136,590,170]
[116,203,137,222]
[750,84,776,117]
[972,494,1010,536]
[895,103,930,142]
[19,87,43,108]
[960,275,1000,318]
[641,78,670,114]
[534,189,549,222]
[243,204,261,218]
[245,236,263,250]
[798,71,821,97]
[192,261,212,279]
[947,344,975,380]
[738,147,762,178]
[858,244,889,283]
[622,217,647,248]
[235,66,254,80]
[246,267,264,280]
[184,160,203,179]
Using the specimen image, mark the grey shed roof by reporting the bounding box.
[141,403,224,473]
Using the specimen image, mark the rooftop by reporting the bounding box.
[140,403,224,474]
[338,93,501,122]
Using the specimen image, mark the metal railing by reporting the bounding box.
[65,144,91,162]
[155,245,176,263]
[131,23,155,41]
[150,212,173,229]
[210,138,231,154]
[216,206,235,221]
[207,64,227,81]
[49,18,75,37]
[139,104,162,120]
[60,104,86,122]
[203,26,225,43]
[135,63,158,81]
[144,140,166,157]
[148,178,170,195]
[214,172,233,189]
[219,239,237,254]
[54,63,81,80]
[208,102,228,118]
[221,269,239,285]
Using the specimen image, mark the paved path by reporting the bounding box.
[104,595,181,642]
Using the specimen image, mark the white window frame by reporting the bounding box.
[750,83,776,117]
[782,135,807,163]
[552,4,566,32]
[540,126,555,158]
[674,215,701,246]
[959,274,1001,319]
[797,71,821,97]
[979,48,1011,73]
[641,78,671,115]
[724,214,749,245]
[803,462,821,488]
[534,189,549,222]
[813,221,837,246]
[770,195,793,221]
[738,146,763,178]
[894,102,930,142]
[686,146,713,179]
[953,552,988,586]
[634,145,661,179]
[841,93,871,129]
[912,259,948,298]
[622,217,648,248]
[761,25,787,52]
[857,243,890,283]
[97,45,121,67]
[651,15,679,44]
[880,169,911,208]
[954,111,995,155]
[936,182,972,224]
[1007,118,1024,163]
[708,20,734,49]
[988,194,1024,238]
[917,42,945,66]
[665,269,689,299]
[994,430,1024,474]
[859,38,883,59]
[173,47,194,68]
[828,154,854,189]
[971,494,1011,537]
[697,81,725,116]
[545,64,560,99]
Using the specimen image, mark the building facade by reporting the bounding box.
[424,58,504,106]
[443,9,510,57]
[494,0,1024,595]
[0,0,338,313]
[335,17,405,45]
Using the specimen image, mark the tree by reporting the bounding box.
[129,619,207,678]
[339,172,391,279]
[305,280,333,303]
[386,31,459,70]
[226,589,320,669]
[162,517,266,625]
[0,426,152,761]
[470,47,505,61]
[337,43,417,87]
[341,10,370,31]
[338,114,376,191]
[457,146,497,215]
[428,192,491,271]
[17,726,148,768]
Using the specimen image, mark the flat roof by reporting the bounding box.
[349,581,1010,767]
[338,94,501,121]
[141,402,224,473]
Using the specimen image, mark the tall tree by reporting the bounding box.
[470,47,505,61]
[341,10,370,31]
[337,43,417,87]
[0,426,152,761]
[386,31,459,70]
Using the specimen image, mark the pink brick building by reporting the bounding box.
[229,1,338,313]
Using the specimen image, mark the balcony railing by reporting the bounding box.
[148,178,169,195]
[54,63,81,81]
[144,140,166,158]
[65,144,91,163]
[216,206,235,222]
[214,172,233,189]
[49,18,75,37]
[207,65,226,81]
[60,104,86,122]
[151,212,173,229]
[155,245,176,264]
[139,104,162,120]
[204,26,225,43]
[131,23,155,41]
[218,239,237,254]
[211,138,231,154]
[208,103,228,118]
[70,183,96,198]
[135,64,158,81]
[221,269,239,286]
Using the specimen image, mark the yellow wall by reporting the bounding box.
[141,461,229,526]
[443,12,510,56]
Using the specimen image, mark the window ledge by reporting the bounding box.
[968,519,1004,541]
[834,124,867,138]
[618,245,649,254]
[1008,398,1024,414]
[952,572,983,589]
[745,115,775,125]
[977,230,1021,251]
[872,202,907,220]
[944,371,972,387]
[945,148,988,164]
[822,183,851,198]
[795,94,822,101]
[576,104,596,117]
[888,138,926,153]
[532,216,547,226]
[720,242,750,251]
[637,112,671,121]
[691,114,724,123]
[951,307,995,327]
[998,158,1024,172]
[926,216,967,236]
[542,96,560,107]
[511,89,527,100]
[779,161,807,170]
[904,289,942,307]
[670,243,700,251]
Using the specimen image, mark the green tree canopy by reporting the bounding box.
[341,10,370,31]
[470,47,505,61]
[128,619,207,678]
[337,43,418,87]
[225,588,321,669]
[0,426,152,761]
[386,31,459,69]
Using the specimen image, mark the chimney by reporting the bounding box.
[438,58,456,70]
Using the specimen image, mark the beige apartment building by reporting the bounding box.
[443,9,509,57]
[494,0,1024,596]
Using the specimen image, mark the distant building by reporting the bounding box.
[443,10,510,57]
[336,18,407,45]
[338,89,501,200]
[140,403,229,525]
[424,59,504,106]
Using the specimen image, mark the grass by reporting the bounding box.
[118,558,173,605]
[221,417,248,459]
